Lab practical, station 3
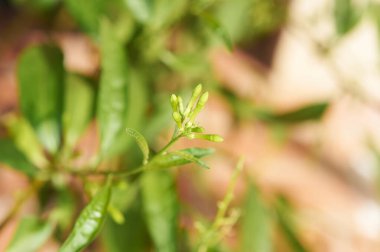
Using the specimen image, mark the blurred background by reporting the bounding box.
[1,0,380,251]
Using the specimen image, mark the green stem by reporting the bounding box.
[67,130,184,179]
[156,132,183,156]
[0,180,43,230]
[68,164,148,178]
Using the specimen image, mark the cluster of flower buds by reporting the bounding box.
[170,84,224,142]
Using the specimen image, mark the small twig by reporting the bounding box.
[0,180,43,230]
[197,157,244,252]
[156,132,183,156]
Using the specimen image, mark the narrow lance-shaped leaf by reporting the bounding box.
[334,0,361,36]
[171,151,209,169]
[275,196,308,252]
[141,171,179,252]
[17,45,65,153]
[3,116,47,168]
[114,68,148,155]
[148,0,187,30]
[63,73,95,149]
[5,216,53,252]
[147,148,214,170]
[124,0,152,23]
[240,183,272,252]
[126,128,149,164]
[0,139,38,177]
[101,67,148,157]
[97,18,129,157]
[254,102,329,124]
[59,183,112,252]
[202,14,233,51]
[64,0,105,35]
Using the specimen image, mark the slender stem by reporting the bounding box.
[67,129,183,179]
[68,164,148,178]
[156,132,183,156]
[0,180,43,230]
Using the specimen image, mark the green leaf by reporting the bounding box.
[124,0,152,23]
[5,216,53,252]
[334,0,361,36]
[63,73,95,149]
[275,196,308,252]
[148,0,187,30]
[255,102,329,124]
[202,14,233,51]
[126,128,150,164]
[3,116,47,168]
[141,171,179,252]
[60,183,112,252]
[0,139,38,177]
[172,151,209,169]
[241,183,272,252]
[17,45,65,153]
[147,148,214,170]
[118,68,148,154]
[97,18,129,157]
[64,0,105,35]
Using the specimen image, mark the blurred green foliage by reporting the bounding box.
[0,0,332,251]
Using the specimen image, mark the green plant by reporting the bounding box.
[0,1,318,251]
[0,78,225,251]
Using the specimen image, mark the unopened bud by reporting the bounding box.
[170,94,179,112]
[178,96,184,115]
[195,133,224,142]
[184,84,203,116]
[189,92,209,122]
[172,112,183,129]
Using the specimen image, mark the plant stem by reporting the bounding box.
[67,130,184,179]
[197,158,244,251]
[156,132,183,156]
[68,164,147,178]
[0,180,43,230]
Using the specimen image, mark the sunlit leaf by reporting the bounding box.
[124,0,152,23]
[60,183,112,252]
[147,148,214,170]
[6,216,53,252]
[202,14,233,51]
[141,171,178,252]
[269,103,328,123]
[17,45,65,153]
[241,183,272,252]
[3,116,47,168]
[97,18,129,157]
[172,150,209,169]
[0,139,38,177]
[275,196,308,252]
[63,73,95,149]
[64,0,105,35]
[334,0,361,36]
[149,0,187,30]
[126,128,150,164]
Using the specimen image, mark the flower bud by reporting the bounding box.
[193,133,224,142]
[172,111,183,129]
[189,92,208,122]
[178,96,184,115]
[184,84,203,116]
[170,94,179,113]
